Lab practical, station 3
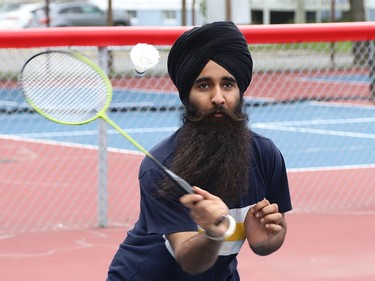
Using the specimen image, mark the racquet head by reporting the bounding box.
[19,50,112,125]
[19,50,195,195]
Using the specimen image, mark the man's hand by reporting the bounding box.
[244,199,287,256]
[179,186,229,237]
[166,186,230,274]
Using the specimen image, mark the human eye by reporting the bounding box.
[198,83,209,89]
[223,81,236,90]
[223,81,234,88]
[193,78,210,91]
[222,77,237,90]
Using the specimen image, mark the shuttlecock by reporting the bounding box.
[130,43,160,75]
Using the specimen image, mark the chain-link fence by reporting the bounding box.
[0,24,374,235]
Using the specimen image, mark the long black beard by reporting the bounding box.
[161,100,252,205]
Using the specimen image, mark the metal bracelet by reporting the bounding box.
[204,214,236,241]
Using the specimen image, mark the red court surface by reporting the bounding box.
[1,212,374,281]
[1,138,374,280]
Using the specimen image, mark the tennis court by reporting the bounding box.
[0,213,373,281]
[0,84,374,280]
[1,22,375,280]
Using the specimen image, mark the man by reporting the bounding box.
[107,21,292,281]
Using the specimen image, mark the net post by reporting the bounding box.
[97,47,109,228]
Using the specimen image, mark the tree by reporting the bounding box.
[349,0,365,21]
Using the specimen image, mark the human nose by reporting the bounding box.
[211,86,225,105]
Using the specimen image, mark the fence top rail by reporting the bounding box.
[1,21,375,48]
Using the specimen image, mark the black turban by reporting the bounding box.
[167,21,253,105]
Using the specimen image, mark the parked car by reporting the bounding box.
[0,3,43,29]
[30,2,131,27]
[0,3,23,13]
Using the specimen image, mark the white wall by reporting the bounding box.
[250,0,350,12]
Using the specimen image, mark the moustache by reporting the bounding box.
[186,105,247,123]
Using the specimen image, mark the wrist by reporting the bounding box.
[204,215,236,241]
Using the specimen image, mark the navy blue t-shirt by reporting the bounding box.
[107,130,292,281]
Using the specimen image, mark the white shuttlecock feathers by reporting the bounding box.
[130,43,160,74]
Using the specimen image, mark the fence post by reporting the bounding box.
[97,47,109,228]
[370,41,375,102]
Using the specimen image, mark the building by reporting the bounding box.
[112,0,351,26]
[5,0,375,26]
[91,0,352,26]
[89,0,203,26]
[249,0,351,24]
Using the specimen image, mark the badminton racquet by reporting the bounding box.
[19,50,194,195]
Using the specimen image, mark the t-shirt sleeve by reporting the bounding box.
[138,163,198,235]
[264,141,292,213]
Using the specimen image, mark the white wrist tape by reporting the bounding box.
[204,214,237,241]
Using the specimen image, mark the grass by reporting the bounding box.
[251,41,353,53]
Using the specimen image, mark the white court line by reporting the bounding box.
[6,117,375,139]
[252,116,375,139]
[288,163,375,172]
[0,134,143,155]
[310,101,375,109]
[3,127,179,139]
[4,119,375,140]
[253,123,375,139]
[297,77,369,85]
[3,134,371,170]
[253,116,375,126]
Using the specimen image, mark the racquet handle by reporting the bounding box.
[163,168,195,194]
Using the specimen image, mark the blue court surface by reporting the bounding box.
[1,89,374,170]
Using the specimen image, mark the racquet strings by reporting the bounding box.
[20,51,110,124]
[20,50,195,195]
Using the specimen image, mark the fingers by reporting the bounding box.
[262,213,283,232]
[250,199,278,216]
[179,192,204,208]
[249,199,283,231]
[179,186,229,234]
[179,186,219,207]
[192,186,219,200]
